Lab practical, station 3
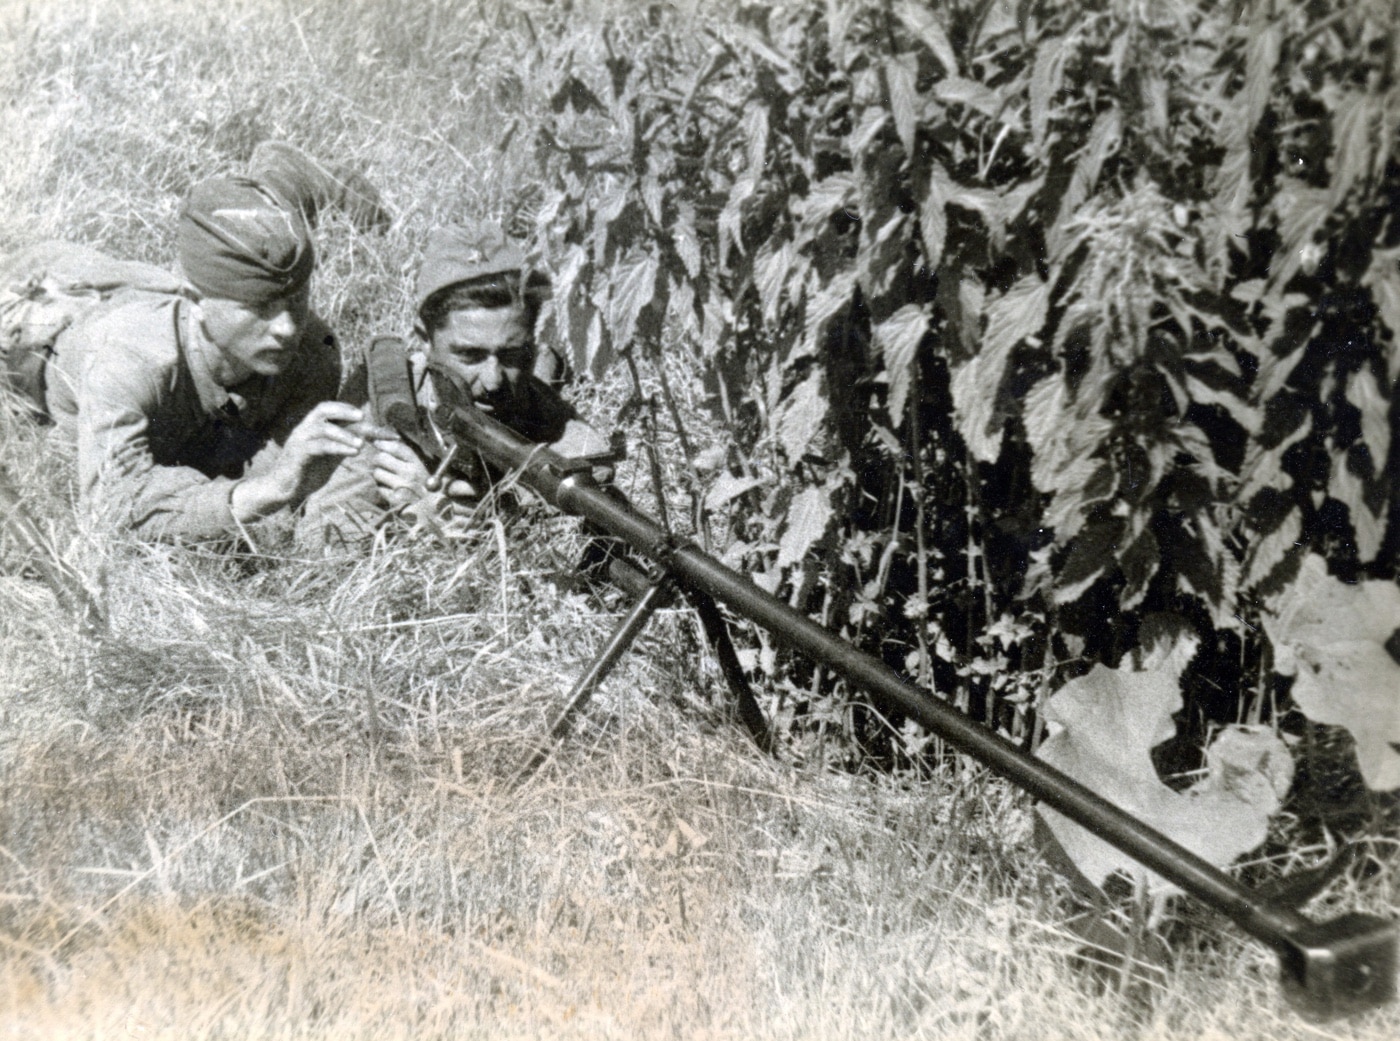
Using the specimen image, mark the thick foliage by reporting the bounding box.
[484,0,1400,871]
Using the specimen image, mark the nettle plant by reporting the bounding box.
[499,0,1399,888]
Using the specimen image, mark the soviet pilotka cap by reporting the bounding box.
[414,220,550,323]
[176,176,315,305]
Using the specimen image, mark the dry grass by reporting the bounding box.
[2,1,1399,1038]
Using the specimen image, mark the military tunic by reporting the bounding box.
[44,291,340,541]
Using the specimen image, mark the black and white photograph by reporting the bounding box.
[2,1,1397,1037]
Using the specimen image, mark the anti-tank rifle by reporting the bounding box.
[367,337,1396,1020]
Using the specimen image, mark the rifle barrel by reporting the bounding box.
[436,401,1396,1017]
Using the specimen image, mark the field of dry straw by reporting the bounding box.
[1,2,1397,1038]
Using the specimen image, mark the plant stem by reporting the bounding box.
[908,359,932,689]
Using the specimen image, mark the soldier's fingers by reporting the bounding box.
[307,401,364,425]
[346,420,399,441]
[372,439,420,465]
[295,429,364,457]
[373,450,428,485]
[307,418,367,451]
[306,439,363,458]
[373,466,420,495]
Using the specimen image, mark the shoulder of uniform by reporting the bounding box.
[67,292,183,367]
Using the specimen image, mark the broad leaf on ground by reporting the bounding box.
[1262,554,1400,790]
[1036,639,1293,893]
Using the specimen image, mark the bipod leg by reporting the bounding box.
[512,568,675,786]
[683,589,772,755]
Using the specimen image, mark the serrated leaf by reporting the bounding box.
[1242,507,1302,592]
[1120,527,1160,611]
[1240,413,1310,501]
[700,291,728,358]
[851,105,890,153]
[933,76,1002,119]
[1243,21,1281,130]
[1329,454,1385,563]
[584,311,613,378]
[873,304,928,424]
[1030,36,1065,149]
[608,250,659,349]
[856,210,910,302]
[1174,511,1226,613]
[778,486,835,569]
[1271,184,1332,289]
[802,269,857,359]
[1345,368,1389,475]
[673,204,703,280]
[952,276,1049,463]
[1263,555,1400,789]
[716,22,798,81]
[640,174,664,226]
[1049,108,1122,260]
[756,238,795,326]
[1362,246,1400,383]
[950,351,1003,464]
[743,100,769,172]
[1036,643,1293,893]
[884,53,919,158]
[1329,89,1376,209]
[1211,90,1254,237]
[919,164,947,271]
[705,472,764,512]
[986,274,1050,354]
[939,174,1004,224]
[802,173,857,228]
[954,277,985,354]
[1195,508,1240,628]
[776,370,827,464]
[669,278,700,342]
[1054,516,1125,605]
[892,1,957,74]
[1184,373,1259,434]
[719,173,757,262]
[599,194,644,268]
[1023,373,1114,545]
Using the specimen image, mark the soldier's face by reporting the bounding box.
[428,305,535,411]
[201,288,310,379]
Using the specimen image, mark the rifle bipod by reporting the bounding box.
[434,399,1396,1019]
[511,558,770,787]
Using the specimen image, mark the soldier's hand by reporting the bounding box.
[371,438,477,506]
[233,402,369,521]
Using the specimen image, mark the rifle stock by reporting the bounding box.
[380,352,1395,1017]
